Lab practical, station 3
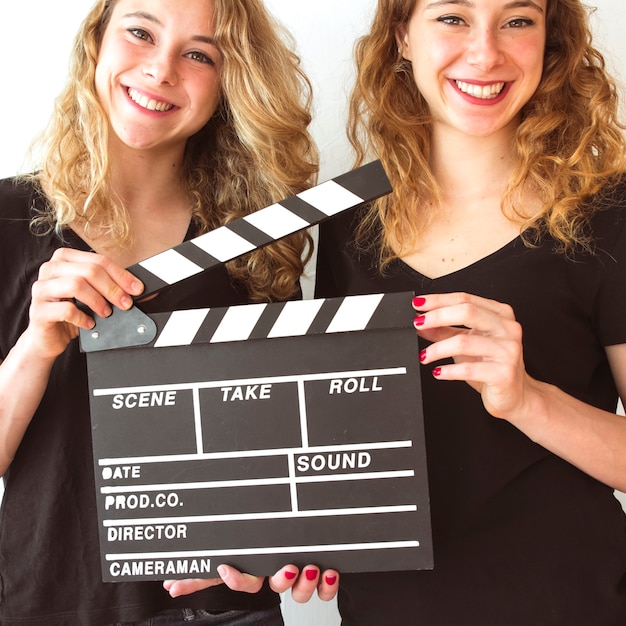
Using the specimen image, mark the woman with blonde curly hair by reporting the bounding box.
[0,0,338,624]
[315,0,626,623]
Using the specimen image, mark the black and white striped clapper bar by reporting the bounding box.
[79,161,433,583]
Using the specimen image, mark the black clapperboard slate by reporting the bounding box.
[80,161,433,582]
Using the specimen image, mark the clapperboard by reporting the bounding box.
[80,161,433,582]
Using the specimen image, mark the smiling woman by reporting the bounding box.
[94,1,223,156]
[314,0,626,624]
[0,0,341,624]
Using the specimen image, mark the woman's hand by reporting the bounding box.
[0,248,144,475]
[412,292,626,491]
[26,248,144,358]
[163,565,339,602]
[412,292,531,421]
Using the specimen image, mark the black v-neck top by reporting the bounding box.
[315,180,626,626]
[0,178,280,625]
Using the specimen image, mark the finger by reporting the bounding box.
[416,325,463,345]
[216,564,265,594]
[420,328,522,367]
[431,359,527,418]
[414,303,517,341]
[290,566,320,604]
[41,249,144,312]
[413,292,513,318]
[46,248,143,295]
[317,569,340,602]
[268,565,301,594]
[29,289,97,332]
[430,358,515,384]
[163,577,224,598]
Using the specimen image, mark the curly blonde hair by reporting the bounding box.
[348,0,626,265]
[30,0,318,301]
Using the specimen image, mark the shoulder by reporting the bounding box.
[586,176,626,257]
[0,176,54,276]
[0,175,44,220]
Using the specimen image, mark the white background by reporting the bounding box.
[0,1,625,624]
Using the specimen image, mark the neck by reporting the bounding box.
[72,139,195,267]
[429,123,518,204]
[108,140,188,216]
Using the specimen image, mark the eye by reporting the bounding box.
[436,15,466,26]
[186,50,215,65]
[504,17,535,29]
[128,27,153,42]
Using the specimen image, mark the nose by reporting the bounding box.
[465,28,505,71]
[142,49,178,85]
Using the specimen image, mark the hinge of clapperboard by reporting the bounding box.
[79,160,392,353]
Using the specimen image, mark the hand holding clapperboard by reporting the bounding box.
[79,161,433,582]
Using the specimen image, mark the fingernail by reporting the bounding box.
[284,570,297,580]
[131,280,144,295]
[414,315,426,327]
[419,350,427,362]
[413,296,426,308]
[325,575,337,585]
[433,367,442,377]
[103,306,113,318]
[305,569,318,581]
[120,296,132,310]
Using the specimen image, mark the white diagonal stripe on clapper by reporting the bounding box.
[154,309,211,347]
[297,180,364,216]
[139,250,204,285]
[190,226,257,262]
[243,204,310,240]
[211,303,268,343]
[326,293,386,333]
[267,299,326,338]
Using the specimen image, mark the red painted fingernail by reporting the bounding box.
[305,569,318,581]
[414,315,426,327]
[419,350,427,362]
[325,575,337,585]
[284,570,297,580]
[413,296,426,308]
[433,367,442,377]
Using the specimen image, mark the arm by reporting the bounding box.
[414,292,626,492]
[0,248,143,476]
[163,564,339,602]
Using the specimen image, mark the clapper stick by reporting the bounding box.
[80,160,391,353]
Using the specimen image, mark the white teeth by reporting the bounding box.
[127,88,174,112]
[455,80,505,99]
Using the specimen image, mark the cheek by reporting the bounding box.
[94,64,108,108]
[196,75,222,117]
[410,34,456,76]
[513,39,545,79]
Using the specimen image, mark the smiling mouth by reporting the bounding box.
[127,87,174,112]
[454,80,505,100]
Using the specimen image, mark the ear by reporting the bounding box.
[395,24,410,60]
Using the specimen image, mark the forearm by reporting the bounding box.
[511,377,626,492]
[0,331,56,476]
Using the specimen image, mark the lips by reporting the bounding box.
[127,87,174,112]
[454,80,505,100]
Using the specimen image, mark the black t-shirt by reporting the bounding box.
[315,181,626,626]
[0,177,280,625]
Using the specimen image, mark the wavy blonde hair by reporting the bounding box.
[30,0,318,301]
[349,0,626,265]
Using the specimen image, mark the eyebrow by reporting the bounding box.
[122,11,219,47]
[425,0,544,12]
